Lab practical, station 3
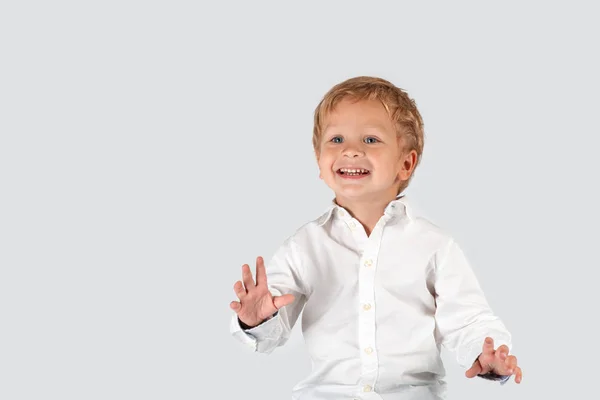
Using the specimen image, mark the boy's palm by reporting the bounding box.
[230,256,295,328]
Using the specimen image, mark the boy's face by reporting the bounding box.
[316,98,416,204]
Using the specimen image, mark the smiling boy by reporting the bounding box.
[229,76,522,400]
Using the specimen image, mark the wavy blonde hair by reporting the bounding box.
[312,76,425,194]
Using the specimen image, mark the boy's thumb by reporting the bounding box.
[274,294,295,309]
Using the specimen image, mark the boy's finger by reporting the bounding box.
[255,256,267,287]
[505,355,518,373]
[241,264,255,290]
[273,294,295,310]
[465,360,482,378]
[230,301,241,311]
[233,281,246,299]
[496,344,510,360]
[515,366,523,383]
[482,337,494,355]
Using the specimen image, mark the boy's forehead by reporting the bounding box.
[323,110,394,132]
[323,100,392,129]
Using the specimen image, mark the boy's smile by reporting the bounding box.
[336,167,370,179]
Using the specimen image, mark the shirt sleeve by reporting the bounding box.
[433,238,513,372]
[230,236,309,354]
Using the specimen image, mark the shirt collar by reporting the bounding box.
[316,193,413,226]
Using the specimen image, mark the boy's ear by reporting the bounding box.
[398,149,418,181]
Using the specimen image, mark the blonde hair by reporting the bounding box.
[312,76,425,194]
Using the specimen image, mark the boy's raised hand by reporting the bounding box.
[229,256,295,329]
[465,337,523,383]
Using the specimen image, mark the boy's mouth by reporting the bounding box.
[336,168,370,177]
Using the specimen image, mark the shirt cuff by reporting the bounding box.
[477,371,511,385]
[242,312,282,341]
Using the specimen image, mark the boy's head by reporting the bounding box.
[312,76,425,203]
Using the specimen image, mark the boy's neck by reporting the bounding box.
[334,194,398,236]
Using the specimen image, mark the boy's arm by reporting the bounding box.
[433,238,513,381]
[230,236,309,354]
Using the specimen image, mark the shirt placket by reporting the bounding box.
[345,215,386,399]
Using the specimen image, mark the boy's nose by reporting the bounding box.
[342,145,365,158]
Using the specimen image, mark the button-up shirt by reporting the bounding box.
[230,195,512,399]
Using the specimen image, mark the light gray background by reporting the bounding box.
[1,1,598,399]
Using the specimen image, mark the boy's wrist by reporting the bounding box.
[238,318,258,330]
[238,311,278,330]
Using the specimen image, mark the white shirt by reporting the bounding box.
[230,195,512,400]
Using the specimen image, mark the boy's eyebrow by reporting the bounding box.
[323,123,389,133]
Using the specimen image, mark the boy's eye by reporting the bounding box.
[331,136,343,143]
[364,137,379,144]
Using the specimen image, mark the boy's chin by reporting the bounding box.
[331,184,400,202]
[332,187,376,200]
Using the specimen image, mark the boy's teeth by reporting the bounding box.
[339,168,369,175]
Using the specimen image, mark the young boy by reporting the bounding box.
[229,76,522,400]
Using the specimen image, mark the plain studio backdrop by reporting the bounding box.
[1,1,598,399]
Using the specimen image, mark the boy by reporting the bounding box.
[229,76,522,400]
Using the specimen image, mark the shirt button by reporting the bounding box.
[364,259,373,267]
[364,347,373,354]
[363,385,372,392]
[348,221,356,229]
[363,303,371,311]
